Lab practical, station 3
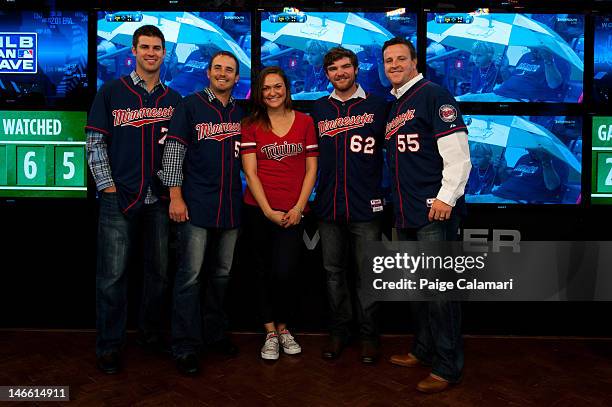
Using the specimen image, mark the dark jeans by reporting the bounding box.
[95,192,169,356]
[397,218,464,383]
[172,222,238,357]
[244,205,302,325]
[319,219,382,342]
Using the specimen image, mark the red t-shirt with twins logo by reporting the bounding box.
[241,111,319,212]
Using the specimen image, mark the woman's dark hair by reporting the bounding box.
[243,66,293,129]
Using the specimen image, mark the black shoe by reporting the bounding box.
[208,337,239,357]
[176,353,200,376]
[96,351,121,374]
[360,340,380,365]
[136,332,170,354]
[322,336,346,360]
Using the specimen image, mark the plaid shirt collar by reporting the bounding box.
[203,87,235,106]
[130,71,165,94]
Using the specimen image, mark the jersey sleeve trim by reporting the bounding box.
[434,126,467,138]
[166,135,188,145]
[85,125,109,135]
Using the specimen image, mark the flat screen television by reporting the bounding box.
[260,8,418,100]
[464,115,582,205]
[591,116,612,204]
[594,15,611,105]
[426,12,584,103]
[0,10,88,108]
[96,11,252,99]
[0,110,87,198]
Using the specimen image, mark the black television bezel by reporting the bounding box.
[423,8,587,113]
[0,7,92,112]
[256,6,421,111]
[93,8,255,101]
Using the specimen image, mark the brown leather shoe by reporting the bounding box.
[416,374,451,394]
[389,353,421,367]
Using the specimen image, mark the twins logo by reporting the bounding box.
[385,109,415,139]
[438,105,457,123]
[317,113,375,138]
[195,121,241,141]
[112,107,174,127]
[261,141,303,161]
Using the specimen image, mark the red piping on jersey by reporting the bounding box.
[395,137,405,228]
[392,80,429,227]
[217,143,225,227]
[345,97,367,223]
[195,92,226,228]
[434,126,467,138]
[327,99,341,221]
[85,125,109,135]
[396,80,430,115]
[120,77,145,213]
[166,135,188,145]
[228,106,236,228]
[154,86,170,194]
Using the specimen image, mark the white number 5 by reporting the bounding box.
[397,134,420,152]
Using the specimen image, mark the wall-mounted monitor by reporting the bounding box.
[465,115,582,205]
[591,116,612,204]
[0,10,89,108]
[426,12,584,103]
[260,9,418,100]
[0,110,87,198]
[96,11,252,99]
[594,15,611,105]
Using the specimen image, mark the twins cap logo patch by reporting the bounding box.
[439,104,457,123]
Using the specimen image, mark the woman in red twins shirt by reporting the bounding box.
[241,66,318,361]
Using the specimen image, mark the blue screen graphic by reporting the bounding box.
[261,10,418,101]
[96,11,252,99]
[464,115,582,205]
[426,13,584,103]
[0,10,88,107]
[594,15,612,104]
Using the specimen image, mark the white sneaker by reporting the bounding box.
[279,329,302,355]
[261,332,280,360]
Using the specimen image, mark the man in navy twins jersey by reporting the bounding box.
[311,47,389,364]
[382,37,471,393]
[160,51,244,376]
[86,25,181,374]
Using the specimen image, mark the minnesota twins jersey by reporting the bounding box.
[166,91,244,229]
[311,93,389,222]
[385,78,467,229]
[86,75,181,216]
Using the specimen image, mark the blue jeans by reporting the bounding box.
[95,192,169,356]
[319,219,382,341]
[397,218,464,383]
[172,222,238,357]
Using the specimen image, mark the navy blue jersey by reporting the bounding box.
[167,91,244,229]
[385,78,467,229]
[86,76,181,216]
[311,93,389,222]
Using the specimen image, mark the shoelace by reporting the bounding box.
[264,333,278,352]
[279,330,297,346]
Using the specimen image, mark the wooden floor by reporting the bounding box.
[1,331,611,406]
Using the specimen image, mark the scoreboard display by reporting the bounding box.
[592,116,612,204]
[0,110,87,198]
